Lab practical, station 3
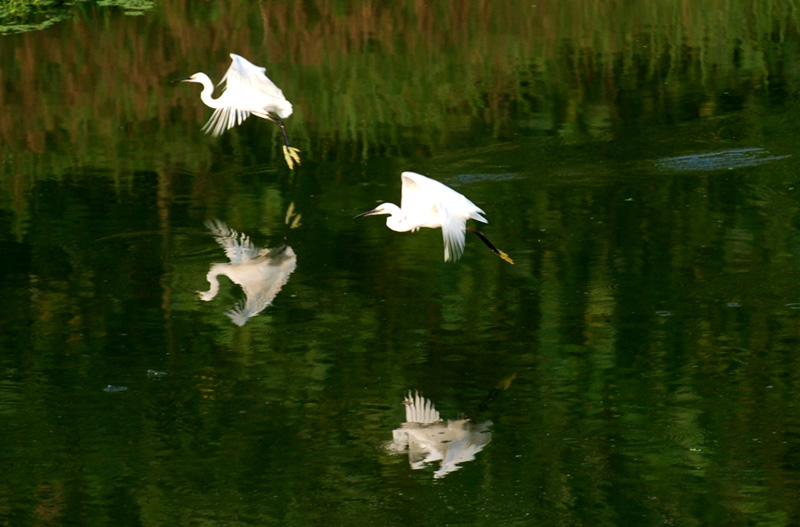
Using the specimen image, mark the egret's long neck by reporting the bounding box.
[197,76,223,109]
[198,268,223,300]
[385,205,413,232]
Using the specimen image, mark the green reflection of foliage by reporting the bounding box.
[1,0,798,175]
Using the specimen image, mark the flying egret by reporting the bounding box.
[197,219,297,326]
[355,171,514,264]
[388,391,492,479]
[177,53,301,170]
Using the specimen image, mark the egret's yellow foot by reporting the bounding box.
[498,251,515,265]
[284,202,302,229]
[282,146,301,170]
[284,202,295,223]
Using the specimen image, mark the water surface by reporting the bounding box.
[2,1,800,526]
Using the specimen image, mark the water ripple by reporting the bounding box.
[654,148,790,172]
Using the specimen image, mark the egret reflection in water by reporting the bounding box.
[388,391,492,479]
[197,219,297,326]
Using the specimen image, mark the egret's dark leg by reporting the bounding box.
[466,226,514,264]
[274,118,292,147]
[475,373,517,414]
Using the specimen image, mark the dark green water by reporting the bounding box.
[2,1,800,525]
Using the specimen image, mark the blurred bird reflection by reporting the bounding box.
[197,219,297,326]
[388,391,492,479]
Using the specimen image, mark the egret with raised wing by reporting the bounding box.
[355,171,514,264]
[177,53,301,169]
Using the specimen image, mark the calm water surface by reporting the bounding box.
[2,1,800,525]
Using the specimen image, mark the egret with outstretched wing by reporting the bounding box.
[356,171,513,264]
[177,53,301,169]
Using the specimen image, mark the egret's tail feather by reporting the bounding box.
[466,227,514,265]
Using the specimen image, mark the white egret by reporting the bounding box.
[356,171,514,264]
[388,391,492,479]
[177,53,301,169]
[197,220,297,326]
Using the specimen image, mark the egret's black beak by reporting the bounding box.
[172,77,192,83]
[354,208,379,219]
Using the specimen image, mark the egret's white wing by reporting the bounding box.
[205,219,261,263]
[400,172,486,261]
[202,106,251,137]
[400,172,486,222]
[404,392,442,424]
[400,173,465,261]
[399,172,438,220]
[222,53,286,100]
[224,246,297,326]
[202,54,290,137]
[399,172,452,237]
[434,423,492,478]
[439,203,470,262]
